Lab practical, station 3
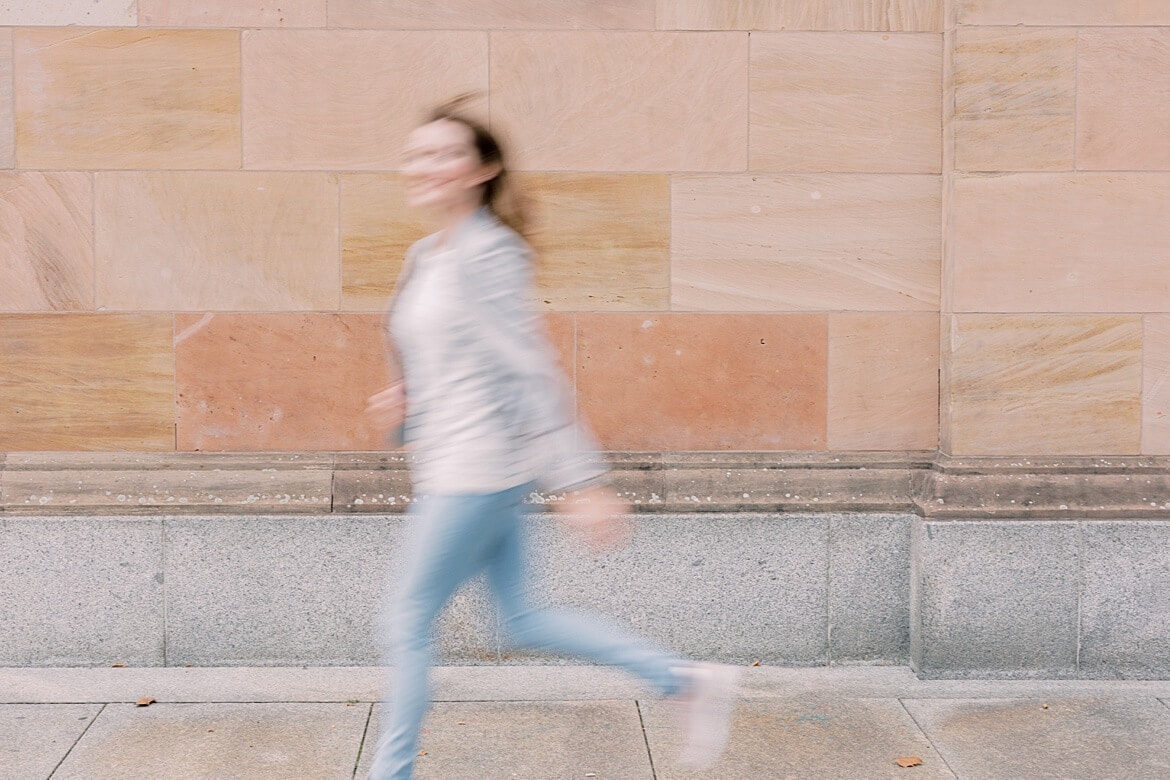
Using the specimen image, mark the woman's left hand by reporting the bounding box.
[554,484,632,552]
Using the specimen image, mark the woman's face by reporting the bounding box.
[402,119,496,213]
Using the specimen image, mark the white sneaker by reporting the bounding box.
[672,662,741,770]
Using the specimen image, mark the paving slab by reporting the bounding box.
[903,697,1170,780]
[51,702,370,780]
[0,703,103,780]
[641,695,954,779]
[356,700,654,780]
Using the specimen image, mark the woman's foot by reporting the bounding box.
[671,662,741,769]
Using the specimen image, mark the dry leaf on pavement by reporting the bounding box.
[135,696,156,707]
[896,756,923,768]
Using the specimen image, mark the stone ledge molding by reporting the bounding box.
[4,451,1170,518]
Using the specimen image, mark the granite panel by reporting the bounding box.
[0,517,164,666]
[521,173,670,310]
[0,29,11,168]
[0,1,137,25]
[751,32,941,173]
[0,172,93,312]
[1079,522,1170,679]
[828,312,939,451]
[94,172,339,312]
[576,313,828,451]
[15,29,240,170]
[952,27,1076,172]
[1077,29,1170,171]
[1145,316,1170,455]
[829,514,912,663]
[954,0,1170,26]
[912,520,1080,678]
[164,515,495,666]
[139,0,327,27]
[903,698,1170,779]
[672,174,940,311]
[174,313,387,452]
[490,31,748,171]
[951,173,1170,313]
[242,30,488,170]
[657,0,943,31]
[946,315,1142,456]
[52,703,368,780]
[358,701,655,779]
[0,314,174,451]
[329,0,655,29]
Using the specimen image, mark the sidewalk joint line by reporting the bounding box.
[49,701,106,778]
[897,698,958,779]
[352,702,375,780]
[635,699,658,780]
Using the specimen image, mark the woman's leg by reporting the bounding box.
[483,492,685,697]
[367,492,505,780]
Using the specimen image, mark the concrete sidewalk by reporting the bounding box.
[2,666,1169,780]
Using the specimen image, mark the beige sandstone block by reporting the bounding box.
[1144,316,1170,455]
[490,32,747,172]
[242,30,487,171]
[657,0,942,31]
[951,173,1170,313]
[751,32,941,173]
[952,27,1075,172]
[520,174,670,310]
[1077,29,1170,171]
[0,172,93,312]
[329,0,654,29]
[139,0,326,27]
[954,0,1170,26]
[829,312,939,450]
[946,315,1142,456]
[340,174,425,310]
[0,314,175,451]
[95,172,339,312]
[0,1,136,26]
[672,174,940,311]
[15,29,240,170]
[0,29,11,168]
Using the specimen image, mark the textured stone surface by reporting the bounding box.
[242,30,487,170]
[952,27,1076,172]
[951,174,1170,313]
[0,314,174,451]
[945,315,1142,457]
[0,172,93,312]
[954,0,1170,26]
[139,0,327,27]
[0,704,103,779]
[828,312,939,451]
[330,0,655,29]
[1079,522,1170,679]
[642,695,953,779]
[0,517,163,666]
[0,1,137,25]
[903,698,1170,779]
[1077,29,1170,171]
[657,0,943,31]
[491,32,748,171]
[751,32,941,173]
[94,172,338,312]
[0,29,11,169]
[672,174,939,311]
[15,29,240,170]
[1145,316,1170,455]
[174,313,387,452]
[523,514,831,664]
[339,174,425,310]
[912,520,1080,678]
[358,701,655,778]
[576,314,828,451]
[52,703,368,780]
[829,514,911,663]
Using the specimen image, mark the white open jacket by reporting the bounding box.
[383,208,607,495]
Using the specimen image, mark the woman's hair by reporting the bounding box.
[426,95,529,237]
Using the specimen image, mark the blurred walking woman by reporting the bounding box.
[364,99,737,780]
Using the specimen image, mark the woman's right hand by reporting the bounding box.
[365,382,407,432]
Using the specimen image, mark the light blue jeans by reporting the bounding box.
[366,482,684,780]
